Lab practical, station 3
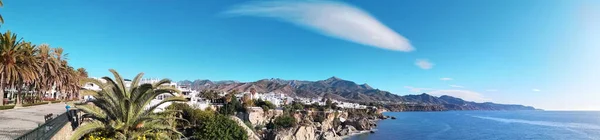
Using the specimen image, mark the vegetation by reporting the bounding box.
[167,103,248,140]
[0,31,87,106]
[241,94,254,108]
[272,115,297,130]
[0,105,14,110]
[218,93,244,115]
[254,99,276,111]
[22,101,49,107]
[198,90,219,100]
[71,70,187,140]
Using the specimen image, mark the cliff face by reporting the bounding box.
[251,108,379,140]
[240,107,284,126]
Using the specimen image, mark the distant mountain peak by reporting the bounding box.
[360,84,373,90]
[327,76,342,81]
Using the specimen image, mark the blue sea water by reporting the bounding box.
[346,111,600,140]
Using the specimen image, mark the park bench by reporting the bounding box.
[44,113,53,122]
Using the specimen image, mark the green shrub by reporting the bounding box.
[244,121,253,129]
[219,96,244,115]
[22,101,49,107]
[191,114,248,140]
[255,99,276,111]
[313,114,325,122]
[51,101,61,103]
[273,115,296,129]
[254,124,265,130]
[167,103,248,140]
[0,105,15,110]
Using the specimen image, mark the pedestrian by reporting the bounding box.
[65,102,71,111]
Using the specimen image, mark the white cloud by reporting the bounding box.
[486,89,498,92]
[404,86,434,93]
[449,85,464,88]
[223,1,413,51]
[429,90,490,102]
[440,78,453,81]
[415,59,434,70]
[532,89,541,92]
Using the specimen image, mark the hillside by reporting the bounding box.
[178,77,536,111]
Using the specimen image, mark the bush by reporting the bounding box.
[255,99,276,112]
[254,124,265,130]
[219,96,244,115]
[167,103,248,140]
[0,105,15,110]
[22,101,49,107]
[51,101,61,103]
[273,115,296,129]
[191,114,248,140]
[313,114,325,123]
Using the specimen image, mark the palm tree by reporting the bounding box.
[198,90,219,100]
[0,0,5,24]
[77,68,88,78]
[71,69,187,140]
[0,31,25,106]
[14,42,40,106]
[33,44,59,100]
[52,47,68,99]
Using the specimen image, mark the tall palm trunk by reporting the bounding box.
[15,85,22,107]
[0,74,4,106]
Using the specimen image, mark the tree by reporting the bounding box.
[13,42,39,106]
[0,31,31,106]
[241,94,253,107]
[77,68,88,78]
[71,69,188,140]
[33,44,59,101]
[219,95,243,115]
[0,0,4,24]
[198,90,218,100]
[325,99,333,109]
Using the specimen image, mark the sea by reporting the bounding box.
[346,111,600,140]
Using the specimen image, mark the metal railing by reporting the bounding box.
[15,112,69,140]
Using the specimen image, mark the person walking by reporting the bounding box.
[65,102,71,112]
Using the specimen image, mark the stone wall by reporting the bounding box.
[50,122,73,140]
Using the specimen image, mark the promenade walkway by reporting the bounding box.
[0,103,67,139]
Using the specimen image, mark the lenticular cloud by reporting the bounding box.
[224,0,413,52]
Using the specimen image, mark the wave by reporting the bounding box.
[471,115,600,130]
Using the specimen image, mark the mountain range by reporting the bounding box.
[178,77,537,111]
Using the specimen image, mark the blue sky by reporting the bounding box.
[2,0,598,110]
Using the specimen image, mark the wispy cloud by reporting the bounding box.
[486,89,498,92]
[449,85,464,88]
[224,0,413,51]
[404,86,434,93]
[415,59,434,70]
[532,89,541,92]
[440,78,453,81]
[429,90,490,102]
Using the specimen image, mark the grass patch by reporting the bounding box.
[22,101,50,107]
[0,105,15,110]
[51,101,61,103]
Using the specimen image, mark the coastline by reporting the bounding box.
[340,130,372,139]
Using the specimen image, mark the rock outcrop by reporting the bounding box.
[229,116,261,140]
[243,107,284,126]
[342,118,376,131]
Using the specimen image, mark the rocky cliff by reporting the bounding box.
[238,108,380,140]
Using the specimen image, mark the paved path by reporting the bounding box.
[0,103,67,139]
